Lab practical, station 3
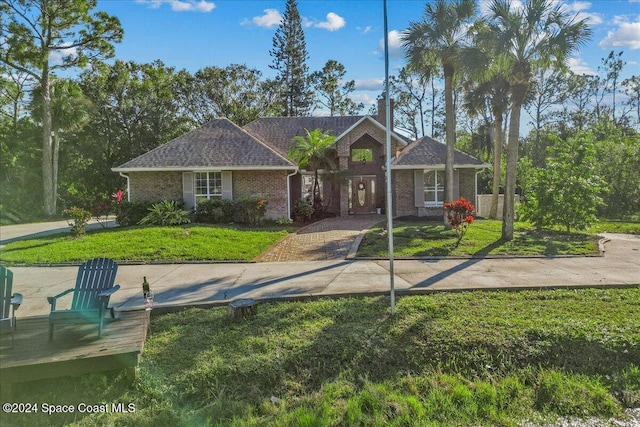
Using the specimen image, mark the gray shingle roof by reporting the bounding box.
[113,118,294,170]
[393,135,488,168]
[242,116,365,157]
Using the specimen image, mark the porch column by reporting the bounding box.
[339,156,350,216]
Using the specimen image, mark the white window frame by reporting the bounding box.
[424,170,444,207]
[195,171,222,205]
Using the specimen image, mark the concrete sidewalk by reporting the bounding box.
[7,233,639,318]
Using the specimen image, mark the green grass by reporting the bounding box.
[5,288,639,426]
[357,219,602,258]
[587,220,640,234]
[0,224,291,264]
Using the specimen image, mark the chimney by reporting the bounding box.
[377,97,394,131]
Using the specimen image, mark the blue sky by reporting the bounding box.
[98,0,640,113]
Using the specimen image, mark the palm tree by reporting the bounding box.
[403,0,476,224]
[487,0,591,240]
[288,128,337,215]
[464,74,510,219]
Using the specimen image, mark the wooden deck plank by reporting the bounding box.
[0,311,148,386]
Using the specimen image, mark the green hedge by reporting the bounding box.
[116,201,155,227]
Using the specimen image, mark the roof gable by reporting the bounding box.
[113,118,295,171]
[392,135,489,168]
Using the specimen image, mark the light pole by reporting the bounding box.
[383,0,396,315]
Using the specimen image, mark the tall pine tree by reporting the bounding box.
[269,0,313,117]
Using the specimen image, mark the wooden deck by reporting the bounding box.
[0,310,148,392]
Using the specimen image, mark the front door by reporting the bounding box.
[350,176,376,214]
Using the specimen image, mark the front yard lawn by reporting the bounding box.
[0,224,292,264]
[357,219,602,258]
[5,289,639,426]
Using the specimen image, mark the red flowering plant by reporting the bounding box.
[113,189,125,204]
[443,197,475,247]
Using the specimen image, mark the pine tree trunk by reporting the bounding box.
[41,67,55,216]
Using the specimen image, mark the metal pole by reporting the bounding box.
[383,0,396,315]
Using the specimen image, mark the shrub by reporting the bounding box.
[444,197,475,247]
[276,216,293,225]
[64,206,92,238]
[238,197,268,225]
[293,200,314,222]
[116,201,154,227]
[194,199,236,224]
[138,200,191,226]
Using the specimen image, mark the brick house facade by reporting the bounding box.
[113,105,489,219]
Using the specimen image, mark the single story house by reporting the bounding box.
[112,101,490,219]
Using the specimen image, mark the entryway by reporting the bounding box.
[349,176,377,214]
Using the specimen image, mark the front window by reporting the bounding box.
[195,171,222,204]
[424,170,444,207]
[351,148,373,163]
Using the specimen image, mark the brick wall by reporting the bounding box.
[393,170,416,217]
[233,170,289,219]
[393,168,479,218]
[128,171,183,203]
[459,169,477,205]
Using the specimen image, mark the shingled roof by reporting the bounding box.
[113,118,294,171]
[242,116,365,157]
[393,135,488,168]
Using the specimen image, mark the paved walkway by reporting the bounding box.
[257,215,383,261]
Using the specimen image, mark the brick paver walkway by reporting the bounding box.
[256,215,383,262]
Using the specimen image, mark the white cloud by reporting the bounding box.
[564,1,603,25]
[354,78,384,91]
[49,46,78,65]
[315,12,345,32]
[136,0,215,12]
[567,57,596,74]
[357,26,372,35]
[599,21,640,50]
[243,9,282,28]
[378,30,405,59]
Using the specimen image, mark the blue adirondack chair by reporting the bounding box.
[1,266,23,346]
[48,258,121,339]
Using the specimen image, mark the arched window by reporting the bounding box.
[424,170,444,207]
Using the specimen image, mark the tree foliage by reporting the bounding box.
[310,60,362,116]
[269,0,313,117]
[486,0,591,240]
[403,0,477,224]
[0,0,123,216]
[288,128,336,215]
[522,134,604,232]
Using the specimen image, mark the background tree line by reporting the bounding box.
[1,0,638,230]
[0,0,361,223]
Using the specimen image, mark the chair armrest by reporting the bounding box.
[11,293,23,310]
[47,288,75,310]
[98,284,121,299]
